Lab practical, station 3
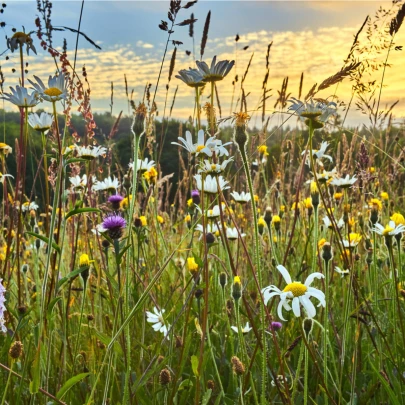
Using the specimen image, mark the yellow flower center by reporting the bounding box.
[283,282,307,297]
[382,225,394,236]
[44,87,63,97]
[196,145,205,152]
[211,164,217,170]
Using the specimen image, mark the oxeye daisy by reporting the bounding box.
[92,176,120,192]
[330,175,357,188]
[175,68,205,88]
[230,191,252,204]
[231,322,252,334]
[288,98,337,123]
[172,129,217,157]
[373,220,405,236]
[195,56,235,82]
[226,227,246,240]
[146,307,171,338]
[194,174,230,194]
[128,157,155,172]
[262,264,325,320]
[198,158,233,175]
[69,174,88,190]
[75,145,107,160]
[7,30,37,54]
[342,233,362,248]
[0,143,12,156]
[302,141,333,166]
[28,112,53,133]
[1,86,39,108]
[29,73,68,102]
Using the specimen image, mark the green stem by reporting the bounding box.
[0,361,13,405]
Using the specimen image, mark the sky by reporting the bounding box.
[2,0,405,128]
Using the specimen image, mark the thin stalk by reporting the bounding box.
[0,361,13,405]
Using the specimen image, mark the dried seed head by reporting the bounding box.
[175,335,183,348]
[9,341,23,359]
[231,356,245,375]
[207,380,215,391]
[157,355,165,364]
[159,368,172,385]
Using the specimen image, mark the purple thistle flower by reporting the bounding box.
[102,214,126,240]
[191,189,200,205]
[108,194,124,210]
[271,321,282,331]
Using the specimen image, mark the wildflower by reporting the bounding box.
[322,215,344,230]
[219,272,227,288]
[0,143,12,157]
[22,202,39,212]
[9,341,23,359]
[270,321,282,331]
[101,214,126,239]
[231,356,245,375]
[380,192,389,201]
[272,215,281,231]
[342,233,362,248]
[391,213,405,226]
[191,189,200,205]
[288,98,337,127]
[262,264,325,320]
[314,168,337,183]
[258,144,269,156]
[194,174,229,194]
[205,204,221,219]
[195,56,235,82]
[231,322,252,334]
[373,221,405,237]
[233,112,250,150]
[302,141,333,166]
[334,267,350,277]
[157,215,164,224]
[369,198,382,212]
[334,192,343,201]
[29,73,68,102]
[195,223,220,237]
[330,175,357,188]
[0,278,6,333]
[75,145,107,160]
[1,86,39,108]
[198,158,233,175]
[159,368,172,385]
[69,174,87,190]
[184,214,191,224]
[226,227,246,240]
[187,257,199,272]
[129,157,155,172]
[230,191,251,204]
[7,30,36,54]
[175,68,205,87]
[28,112,53,133]
[143,167,158,184]
[108,194,124,210]
[93,176,120,192]
[232,276,242,301]
[172,129,214,156]
[321,242,333,262]
[146,307,170,338]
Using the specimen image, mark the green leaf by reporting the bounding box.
[56,372,90,400]
[191,355,199,377]
[369,360,400,405]
[47,297,62,319]
[201,389,212,405]
[57,267,88,290]
[178,379,193,391]
[29,344,41,394]
[65,207,101,220]
[26,231,61,254]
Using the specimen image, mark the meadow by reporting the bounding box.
[1,0,405,404]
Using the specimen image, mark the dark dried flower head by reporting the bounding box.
[231,356,245,375]
[9,341,23,359]
[159,368,172,385]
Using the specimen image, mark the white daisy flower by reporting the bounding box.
[28,112,53,133]
[172,129,215,156]
[1,86,39,108]
[195,223,220,235]
[7,31,37,55]
[226,227,246,240]
[22,201,39,212]
[373,220,405,236]
[231,322,252,334]
[322,215,344,230]
[146,307,170,338]
[198,158,233,175]
[195,56,235,83]
[129,157,155,172]
[334,267,350,277]
[330,175,357,188]
[262,264,325,320]
[75,145,107,160]
[302,141,333,166]
[311,168,337,183]
[176,68,205,88]
[341,233,362,248]
[194,174,230,194]
[288,98,337,123]
[230,191,252,204]
[69,174,88,190]
[29,73,68,102]
[92,176,120,192]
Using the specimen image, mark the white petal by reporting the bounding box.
[277,300,287,321]
[300,295,316,318]
[292,297,301,317]
[305,272,324,287]
[276,265,292,284]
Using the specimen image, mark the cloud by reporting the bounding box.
[136,40,154,49]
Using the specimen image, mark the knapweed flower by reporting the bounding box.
[108,194,124,210]
[231,322,252,334]
[1,86,39,108]
[270,321,282,331]
[93,176,120,192]
[195,56,235,82]
[262,264,325,320]
[230,191,251,204]
[0,278,6,333]
[176,68,205,88]
[0,143,12,156]
[29,73,68,102]
[373,220,405,236]
[194,174,230,194]
[302,141,333,166]
[75,145,107,160]
[101,214,126,239]
[69,174,88,190]
[146,307,170,338]
[28,112,53,133]
[330,175,357,188]
[7,31,37,54]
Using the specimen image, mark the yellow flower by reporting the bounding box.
[291,202,302,211]
[187,257,199,272]
[310,181,318,195]
[139,216,147,226]
[304,197,313,209]
[187,198,193,208]
[234,276,241,286]
[380,192,389,201]
[382,224,395,236]
[79,254,92,268]
[334,192,343,201]
[254,195,259,203]
[272,215,281,224]
[157,215,164,224]
[348,217,356,228]
[143,167,158,183]
[369,198,382,211]
[257,145,269,156]
[280,205,285,213]
[120,195,132,209]
[0,143,12,156]
[258,217,266,227]
[369,167,375,174]
[318,238,326,249]
[184,214,191,223]
[391,213,405,226]
[349,233,362,245]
